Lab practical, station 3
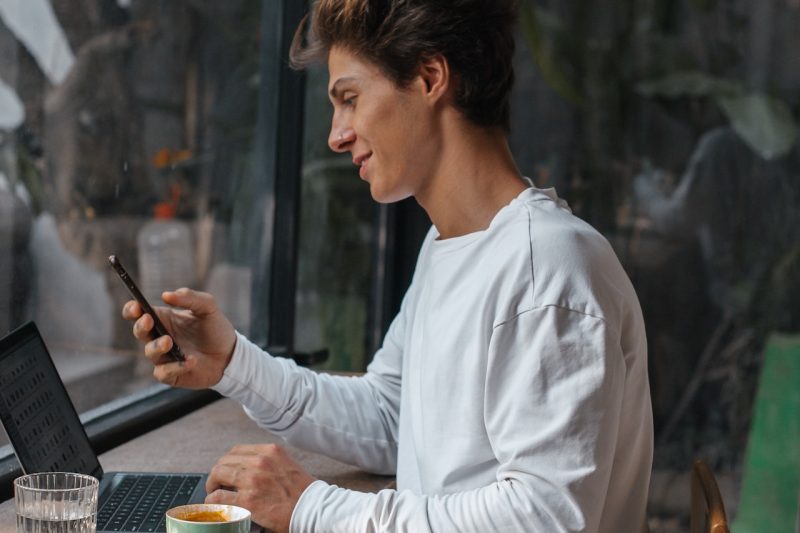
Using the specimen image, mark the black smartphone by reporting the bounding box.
[107,254,186,362]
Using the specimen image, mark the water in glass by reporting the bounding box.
[14,473,98,533]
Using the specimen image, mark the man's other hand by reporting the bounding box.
[205,444,316,533]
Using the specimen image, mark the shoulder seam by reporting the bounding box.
[527,205,535,310]
[524,200,557,308]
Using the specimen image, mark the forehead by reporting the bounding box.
[327,46,390,95]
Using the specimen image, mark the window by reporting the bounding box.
[0,0,283,460]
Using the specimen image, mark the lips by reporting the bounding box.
[353,152,372,180]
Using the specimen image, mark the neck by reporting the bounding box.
[415,114,527,239]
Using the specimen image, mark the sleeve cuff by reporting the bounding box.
[211,331,258,396]
[289,479,330,532]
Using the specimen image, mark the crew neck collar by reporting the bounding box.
[430,184,562,252]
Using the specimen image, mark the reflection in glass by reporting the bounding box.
[510,0,799,528]
[0,1,269,434]
[295,65,377,371]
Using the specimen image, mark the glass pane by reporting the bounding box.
[0,0,272,449]
[295,63,378,371]
[510,0,799,528]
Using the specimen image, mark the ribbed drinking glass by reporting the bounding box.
[14,473,98,533]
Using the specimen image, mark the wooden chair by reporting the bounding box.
[690,459,729,533]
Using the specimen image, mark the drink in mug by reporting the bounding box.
[14,473,99,533]
[166,504,251,533]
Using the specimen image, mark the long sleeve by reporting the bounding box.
[211,295,408,475]
[288,305,638,532]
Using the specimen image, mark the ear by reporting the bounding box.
[416,53,451,104]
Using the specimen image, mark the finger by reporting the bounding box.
[162,288,218,316]
[204,489,240,507]
[228,443,282,456]
[152,358,190,386]
[214,455,251,467]
[214,453,266,469]
[206,463,242,494]
[122,300,143,321]
[132,313,154,341]
[144,335,172,363]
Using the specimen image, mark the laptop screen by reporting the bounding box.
[0,322,103,478]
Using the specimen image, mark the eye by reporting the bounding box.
[342,93,357,107]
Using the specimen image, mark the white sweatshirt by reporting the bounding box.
[213,187,653,532]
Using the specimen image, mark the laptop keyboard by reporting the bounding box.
[97,474,202,532]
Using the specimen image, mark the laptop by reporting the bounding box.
[0,322,207,532]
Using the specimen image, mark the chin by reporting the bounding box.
[369,182,412,204]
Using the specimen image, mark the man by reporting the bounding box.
[124,1,653,531]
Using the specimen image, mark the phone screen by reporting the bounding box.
[107,254,186,362]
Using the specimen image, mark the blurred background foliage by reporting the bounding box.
[512,0,799,526]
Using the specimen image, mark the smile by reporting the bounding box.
[354,152,372,179]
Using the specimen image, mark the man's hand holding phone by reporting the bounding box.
[123,287,237,389]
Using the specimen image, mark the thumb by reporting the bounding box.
[161,288,218,316]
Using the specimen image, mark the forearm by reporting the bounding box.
[212,333,399,473]
[290,476,590,533]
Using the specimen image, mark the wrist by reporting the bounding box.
[222,330,237,370]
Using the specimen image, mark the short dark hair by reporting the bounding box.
[290,0,518,131]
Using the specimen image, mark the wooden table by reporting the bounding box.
[0,398,394,532]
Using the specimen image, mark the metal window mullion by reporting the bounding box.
[250,0,307,352]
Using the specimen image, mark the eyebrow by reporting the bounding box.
[329,77,358,99]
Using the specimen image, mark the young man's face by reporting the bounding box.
[326,46,440,203]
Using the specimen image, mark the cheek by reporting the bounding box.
[362,91,421,140]
[357,93,436,188]
[381,104,430,162]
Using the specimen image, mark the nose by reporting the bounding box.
[328,124,355,153]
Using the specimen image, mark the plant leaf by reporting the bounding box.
[717,93,799,160]
[518,1,583,105]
